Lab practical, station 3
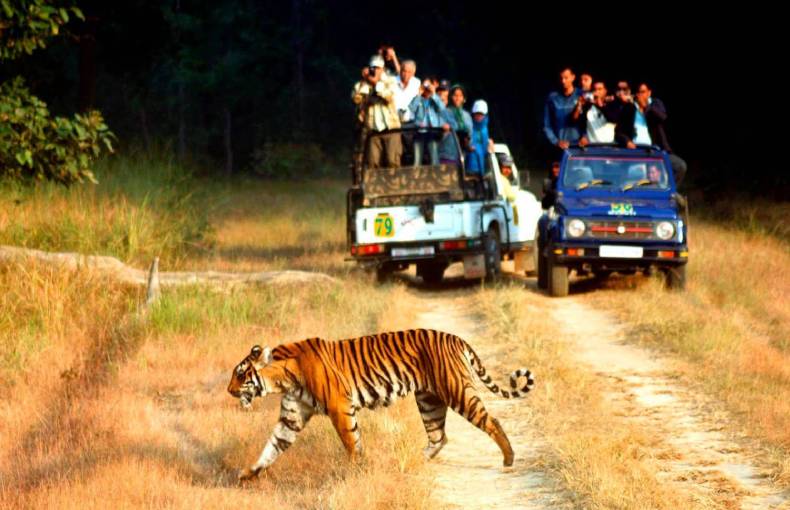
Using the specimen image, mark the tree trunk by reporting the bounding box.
[223,106,233,176]
[175,0,186,161]
[291,0,305,136]
[139,106,152,152]
[78,16,98,112]
[178,82,187,161]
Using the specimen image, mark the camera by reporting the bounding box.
[583,92,594,102]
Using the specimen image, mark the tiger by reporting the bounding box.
[227,328,534,481]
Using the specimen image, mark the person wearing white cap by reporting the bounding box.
[466,99,491,175]
[351,55,402,170]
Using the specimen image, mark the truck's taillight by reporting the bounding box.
[657,250,675,259]
[352,244,385,256]
[440,240,467,250]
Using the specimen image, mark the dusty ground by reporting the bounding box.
[553,298,789,509]
[413,292,571,509]
[388,263,789,509]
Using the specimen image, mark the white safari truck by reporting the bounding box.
[347,127,542,283]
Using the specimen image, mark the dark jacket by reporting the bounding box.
[614,98,672,152]
[578,101,620,138]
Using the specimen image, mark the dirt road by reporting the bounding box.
[397,268,788,509]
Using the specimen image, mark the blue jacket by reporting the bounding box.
[409,94,446,129]
[439,107,472,161]
[466,115,489,174]
[543,89,582,145]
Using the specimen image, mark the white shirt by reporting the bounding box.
[585,105,615,143]
[394,75,420,121]
[633,106,652,145]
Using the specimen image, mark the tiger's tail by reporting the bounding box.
[464,343,534,398]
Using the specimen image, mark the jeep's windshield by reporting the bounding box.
[562,157,670,191]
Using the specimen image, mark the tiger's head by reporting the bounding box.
[227,345,300,410]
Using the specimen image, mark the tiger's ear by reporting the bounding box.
[262,346,273,365]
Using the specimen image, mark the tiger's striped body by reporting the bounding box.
[227,329,534,481]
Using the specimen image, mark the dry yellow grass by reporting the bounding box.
[584,217,790,486]
[0,261,436,509]
[0,171,435,509]
[190,178,348,274]
[4,169,788,509]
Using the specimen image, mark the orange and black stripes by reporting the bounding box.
[230,329,534,478]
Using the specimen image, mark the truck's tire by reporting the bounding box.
[375,264,393,284]
[484,228,502,282]
[417,261,447,285]
[548,258,569,297]
[664,265,686,291]
[536,237,548,290]
[594,269,612,280]
[525,228,539,277]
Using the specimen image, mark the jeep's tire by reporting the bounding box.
[664,265,686,291]
[418,261,447,285]
[536,237,548,290]
[548,258,569,297]
[484,229,502,282]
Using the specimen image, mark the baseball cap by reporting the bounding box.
[471,99,488,115]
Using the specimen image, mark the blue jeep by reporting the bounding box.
[536,145,688,297]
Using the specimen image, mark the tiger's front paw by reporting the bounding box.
[238,466,261,482]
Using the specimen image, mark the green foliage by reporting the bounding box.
[0,77,114,184]
[1,1,114,184]
[0,0,84,60]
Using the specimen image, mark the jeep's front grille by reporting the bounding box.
[586,220,657,240]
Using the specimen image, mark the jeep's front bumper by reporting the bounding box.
[549,242,688,268]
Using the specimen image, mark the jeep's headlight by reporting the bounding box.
[567,218,586,238]
[655,221,675,240]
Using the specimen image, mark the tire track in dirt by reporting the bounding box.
[552,297,789,509]
[412,291,571,509]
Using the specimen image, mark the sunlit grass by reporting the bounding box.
[0,151,216,268]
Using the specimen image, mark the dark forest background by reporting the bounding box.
[1,1,781,197]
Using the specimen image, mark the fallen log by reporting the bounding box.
[0,245,337,288]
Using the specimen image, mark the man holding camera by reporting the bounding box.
[351,55,402,170]
[578,81,618,145]
[615,82,687,184]
[408,78,449,166]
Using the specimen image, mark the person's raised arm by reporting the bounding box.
[647,97,668,122]
[387,47,401,76]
